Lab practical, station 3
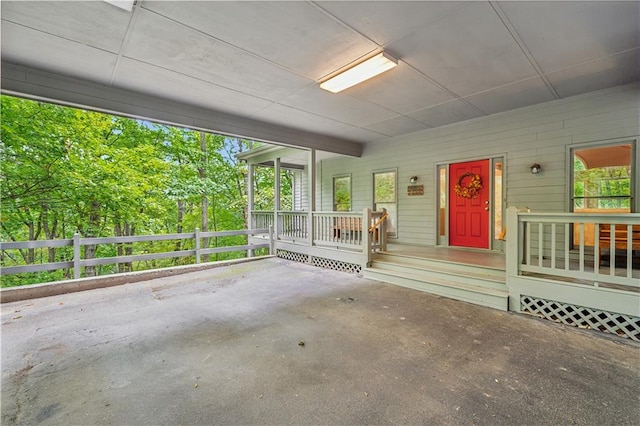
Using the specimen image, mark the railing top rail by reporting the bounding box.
[276,210,309,214]
[2,239,74,250]
[518,212,640,224]
[312,211,363,217]
[519,212,640,218]
[81,232,196,245]
[201,229,269,238]
[2,229,273,249]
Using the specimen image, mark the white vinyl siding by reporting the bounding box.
[318,83,639,245]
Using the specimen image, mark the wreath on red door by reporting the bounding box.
[454,172,483,199]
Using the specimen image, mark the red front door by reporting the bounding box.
[449,159,490,248]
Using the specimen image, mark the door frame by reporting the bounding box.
[436,155,506,250]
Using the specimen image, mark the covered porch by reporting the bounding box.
[2,1,638,345]
[242,150,640,340]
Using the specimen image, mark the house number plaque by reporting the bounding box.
[407,185,424,196]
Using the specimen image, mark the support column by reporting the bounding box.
[308,149,316,246]
[308,149,316,211]
[247,164,254,229]
[247,163,255,258]
[274,158,281,239]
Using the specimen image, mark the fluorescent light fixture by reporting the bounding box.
[320,52,398,93]
[103,0,135,12]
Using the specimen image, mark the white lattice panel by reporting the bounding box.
[521,295,640,341]
[276,250,361,274]
[312,257,361,274]
[276,249,309,264]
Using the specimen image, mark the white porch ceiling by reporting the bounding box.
[1,1,638,155]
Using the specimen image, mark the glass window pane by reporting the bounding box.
[333,176,351,211]
[572,143,633,247]
[373,170,397,237]
[494,161,503,240]
[573,143,631,213]
[374,171,396,203]
[439,167,446,237]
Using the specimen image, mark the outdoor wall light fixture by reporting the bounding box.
[530,164,541,174]
[320,52,398,93]
[409,176,418,184]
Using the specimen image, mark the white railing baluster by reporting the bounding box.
[526,223,531,266]
[627,224,632,279]
[551,223,556,270]
[579,222,584,273]
[511,211,639,289]
[564,223,570,271]
[594,223,600,275]
[538,223,543,267]
[609,223,615,277]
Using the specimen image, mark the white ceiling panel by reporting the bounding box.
[1,1,638,152]
[252,103,386,143]
[0,21,118,82]
[113,59,273,117]
[143,1,377,80]
[278,85,397,127]
[498,1,640,74]
[124,8,313,101]
[408,100,484,128]
[0,1,130,53]
[465,78,556,115]
[316,1,467,46]
[364,115,431,138]
[388,1,537,97]
[547,49,640,98]
[345,61,455,114]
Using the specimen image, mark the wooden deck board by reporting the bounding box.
[383,244,505,269]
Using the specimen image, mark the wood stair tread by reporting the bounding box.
[370,259,505,284]
[364,267,508,298]
[376,252,505,273]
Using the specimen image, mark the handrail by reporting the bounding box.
[369,211,389,233]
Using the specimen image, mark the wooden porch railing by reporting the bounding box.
[1,228,273,281]
[251,210,275,230]
[505,207,640,288]
[249,209,388,265]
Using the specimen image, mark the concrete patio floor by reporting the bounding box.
[2,257,639,425]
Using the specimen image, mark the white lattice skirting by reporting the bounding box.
[276,250,362,274]
[276,249,309,264]
[521,295,640,341]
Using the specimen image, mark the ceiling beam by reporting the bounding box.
[0,62,364,157]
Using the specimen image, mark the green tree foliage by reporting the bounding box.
[0,96,284,286]
[333,176,351,211]
[573,157,630,210]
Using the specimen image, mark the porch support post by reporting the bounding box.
[274,157,281,239]
[505,206,519,311]
[195,228,201,264]
[73,232,81,279]
[247,164,255,229]
[247,163,255,257]
[308,149,316,246]
[364,208,372,266]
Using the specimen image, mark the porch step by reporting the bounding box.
[363,253,508,311]
[373,252,506,282]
